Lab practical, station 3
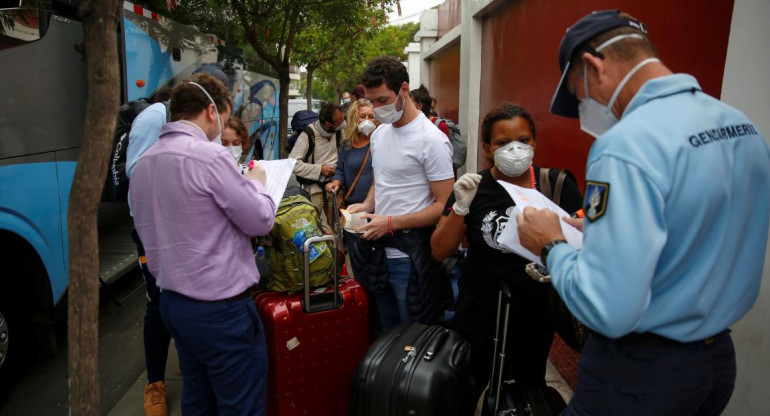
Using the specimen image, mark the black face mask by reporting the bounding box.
[323,123,336,134]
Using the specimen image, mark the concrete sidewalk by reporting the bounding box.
[108,343,182,416]
[108,343,573,416]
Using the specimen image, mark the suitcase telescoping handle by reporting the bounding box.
[302,234,340,313]
[488,280,514,415]
[331,188,342,240]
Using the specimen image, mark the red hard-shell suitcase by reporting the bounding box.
[255,234,369,416]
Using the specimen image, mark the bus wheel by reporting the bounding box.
[0,299,23,395]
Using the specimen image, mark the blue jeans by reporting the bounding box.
[375,257,412,330]
[562,330,736,416]
[160,291,268,416]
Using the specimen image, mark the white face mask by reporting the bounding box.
[226,145,242,161]
[335,120,347,131]
[188,81,223,144]
[358,119,376,136]
[494,141,534,177]
[373,92,405,124]
[578,34,659,138]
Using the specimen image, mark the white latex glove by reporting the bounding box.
[452,173,482,216]
[244,161,267,185]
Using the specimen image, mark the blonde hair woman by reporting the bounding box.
[325,99,377,206]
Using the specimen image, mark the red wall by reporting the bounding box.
[438,0,462,38]
[479,0,734,186]
[428,45,461,123]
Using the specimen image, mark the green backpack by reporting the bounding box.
[262,195,334,292]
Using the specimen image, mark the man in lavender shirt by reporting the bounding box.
[130,72,275,416]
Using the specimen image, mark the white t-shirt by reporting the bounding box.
[371,113,454,258]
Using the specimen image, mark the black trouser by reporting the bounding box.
[562,330,736,416]
[453,291,555,399]
[131,228,172,384]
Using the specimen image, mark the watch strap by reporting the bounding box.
[540,239,567,267]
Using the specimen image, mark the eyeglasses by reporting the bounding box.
[320,115,344,128]
[357,98,371,105]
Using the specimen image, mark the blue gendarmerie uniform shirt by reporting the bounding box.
[548,74,770,342]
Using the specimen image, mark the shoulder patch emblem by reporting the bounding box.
[584,181,610,222]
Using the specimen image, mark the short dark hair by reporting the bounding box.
[361,56,409,94]
[569,12,657,76]
[481,103,536,144]
[411,85,432,118]
[149,87,172,103]
[169,73,233,122]
[319,103,342,124]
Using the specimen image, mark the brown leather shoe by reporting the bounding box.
[144,381,168,416]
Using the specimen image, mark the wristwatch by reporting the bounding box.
[540,239,567,267]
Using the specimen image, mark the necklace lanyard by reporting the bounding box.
[529,165,536,189]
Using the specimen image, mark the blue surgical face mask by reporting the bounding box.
[188,81,223,144]
[578,34,659,138]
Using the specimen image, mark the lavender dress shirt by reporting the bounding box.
[129,121,275,301]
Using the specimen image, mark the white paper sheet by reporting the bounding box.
[253,159,296,215]
[495,180,583,266]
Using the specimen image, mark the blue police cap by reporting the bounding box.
[550,10,648,118]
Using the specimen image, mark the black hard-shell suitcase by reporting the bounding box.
[349,322,475,416]
[482,282,555,416]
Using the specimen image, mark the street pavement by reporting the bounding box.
[108,343,182,416]
[0,269,148,416]
[108,343,573,416]
[0,264,572,416]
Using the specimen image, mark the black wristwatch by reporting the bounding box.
[540,239,567,266]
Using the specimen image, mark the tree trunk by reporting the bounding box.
[278,65,291,158]
[68,0,123,414]
[306,67,315,111]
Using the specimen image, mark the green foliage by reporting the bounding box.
[241,43,279,78]
[294,4,390,104]
[311,20,420,102]
[136,0,240,43]
[371,22,419,61]
[225,0,396,155]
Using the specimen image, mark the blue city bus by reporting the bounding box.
[0,0,264,389]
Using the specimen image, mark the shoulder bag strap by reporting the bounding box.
[343,147,371,203]
[552,170,568,206]
[302,126,315,164]
[539,167,552,200]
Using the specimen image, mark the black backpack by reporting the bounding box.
[103,100,169,201]
[285,110,319,155]
[293,126,319,186]
[432,117,467,170]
